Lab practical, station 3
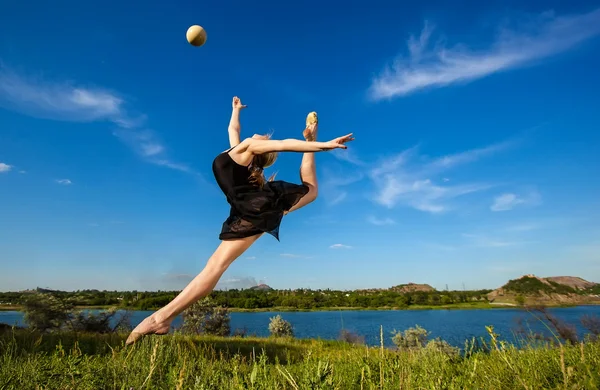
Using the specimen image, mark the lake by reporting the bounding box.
[2,306,599,347]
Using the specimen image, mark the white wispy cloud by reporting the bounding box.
[566,242,600,263]
[245,256,257,260]
[280,253,312,259]
[504,223,540,232]
[215,276,264,290]
[162,273,195,284]
[141,143,164,157]
[330,148,366,166]
[369,142,504,212]
[55,179,72,185]
[491,193,523,211]
[420,242,458,252]
[491,191,541,211]
[367,215,396,225]
[423,140,514,172]
[462,233,533,248]
[304,215,338,225]
[112,129,194,174]
[0,163,12,173]
[0,64,195,175]
[374,177,490,212]
[486,264,540,275]
[0,65,123,121]
[320,168,363,206]
[328,192,347,205]
[503,216,574,232]
[329,243,352,249]
[370,8,600,99]
[154,160,196,174]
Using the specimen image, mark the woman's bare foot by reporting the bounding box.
[303,111,318,141]
[125,314,171,345]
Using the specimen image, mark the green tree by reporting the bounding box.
[395,296,409,308]
[22,293,74,332]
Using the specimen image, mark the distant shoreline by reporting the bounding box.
[2,301,595,313]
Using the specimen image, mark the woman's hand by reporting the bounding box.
[232,96,247,110]
[324,133,354,150]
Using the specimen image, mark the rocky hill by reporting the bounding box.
[545,276,596,290]
[249,284,273,291]
[487,274,600,306]
[390,283,436,293]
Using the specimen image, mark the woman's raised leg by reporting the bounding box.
[126,233,262,344]
[286,114,319,213]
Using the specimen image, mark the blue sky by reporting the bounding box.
[1,0,599,292]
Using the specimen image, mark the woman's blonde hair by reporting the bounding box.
[249,133,278,187]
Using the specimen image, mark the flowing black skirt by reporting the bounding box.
[219,180,309,241]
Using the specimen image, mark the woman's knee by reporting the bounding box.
[307,184,318,203]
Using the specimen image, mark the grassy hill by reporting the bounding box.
[487,274,600,306]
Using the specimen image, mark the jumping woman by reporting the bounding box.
[126,96,354,344]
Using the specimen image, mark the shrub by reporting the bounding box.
[232,327,248,338]
[181,297,231,336]
[529,306,578,345]
[70,309,132,333]
[581,315,600,342]
[425,338,460,357]
[339,329,365,345]
[268,314,293,337]
[391,325,429,350]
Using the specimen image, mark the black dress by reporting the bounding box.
[212,148,309,241]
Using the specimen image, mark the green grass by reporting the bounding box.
[1,328,599,389]
[0,306,21,311]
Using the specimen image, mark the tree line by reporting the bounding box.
[0,287,492,310]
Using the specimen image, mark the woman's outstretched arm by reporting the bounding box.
[228,97,247,148]
[245,133,354,154]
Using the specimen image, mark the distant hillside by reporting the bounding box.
[545,276,596,290]
[248,284,273,291]
[390,283,436,293]
[487,274,600,306]
[18,288,66,294]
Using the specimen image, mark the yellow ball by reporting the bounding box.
[186,25,207,47]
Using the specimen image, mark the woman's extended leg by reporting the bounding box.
[286,117,319,213]
[126,233,261,344]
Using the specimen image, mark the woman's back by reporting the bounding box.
[211,149,309,241]
[212,151,253,198]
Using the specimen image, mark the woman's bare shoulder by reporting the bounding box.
[227,139,254,166]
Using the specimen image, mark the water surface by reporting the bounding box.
[2,306,598,347]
